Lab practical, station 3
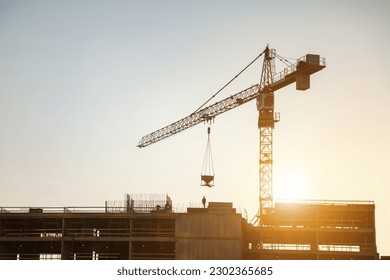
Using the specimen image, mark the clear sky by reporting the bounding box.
[0,0,389,255]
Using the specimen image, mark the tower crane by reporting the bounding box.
[137,46,326,225]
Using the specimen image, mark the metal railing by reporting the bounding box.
[275,199,374,206]
[272,55,326,84]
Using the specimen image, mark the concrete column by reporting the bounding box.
[128,218,132,259]
[60,217,71,260]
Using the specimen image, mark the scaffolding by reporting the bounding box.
[105,193,173,214]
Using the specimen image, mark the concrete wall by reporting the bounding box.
[175,202,242,259]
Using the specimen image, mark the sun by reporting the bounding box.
[274,170,308,201]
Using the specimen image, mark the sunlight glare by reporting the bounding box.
[274,170,308,201]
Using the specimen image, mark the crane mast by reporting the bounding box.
[137,46,326,227]
[255,46,277,226]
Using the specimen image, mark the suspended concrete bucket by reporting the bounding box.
[201,175,214,188]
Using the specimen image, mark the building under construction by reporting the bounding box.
[0,194,379,260]
[244,200,378,260]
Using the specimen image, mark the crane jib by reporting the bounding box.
[137,53,325,148]
[137,84,260,148]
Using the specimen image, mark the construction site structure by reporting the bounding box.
[245,200,379,260]
[137,46,326,227]
[0,195,380,260]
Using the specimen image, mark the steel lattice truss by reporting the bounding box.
[137,52,325,148]
[259,126,274,220]
[137,84,260,148]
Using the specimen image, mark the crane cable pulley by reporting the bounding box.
[201,127,214,188]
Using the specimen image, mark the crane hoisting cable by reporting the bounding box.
[201,127,214,188]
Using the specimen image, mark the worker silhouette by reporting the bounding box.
[202,196,206,208]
